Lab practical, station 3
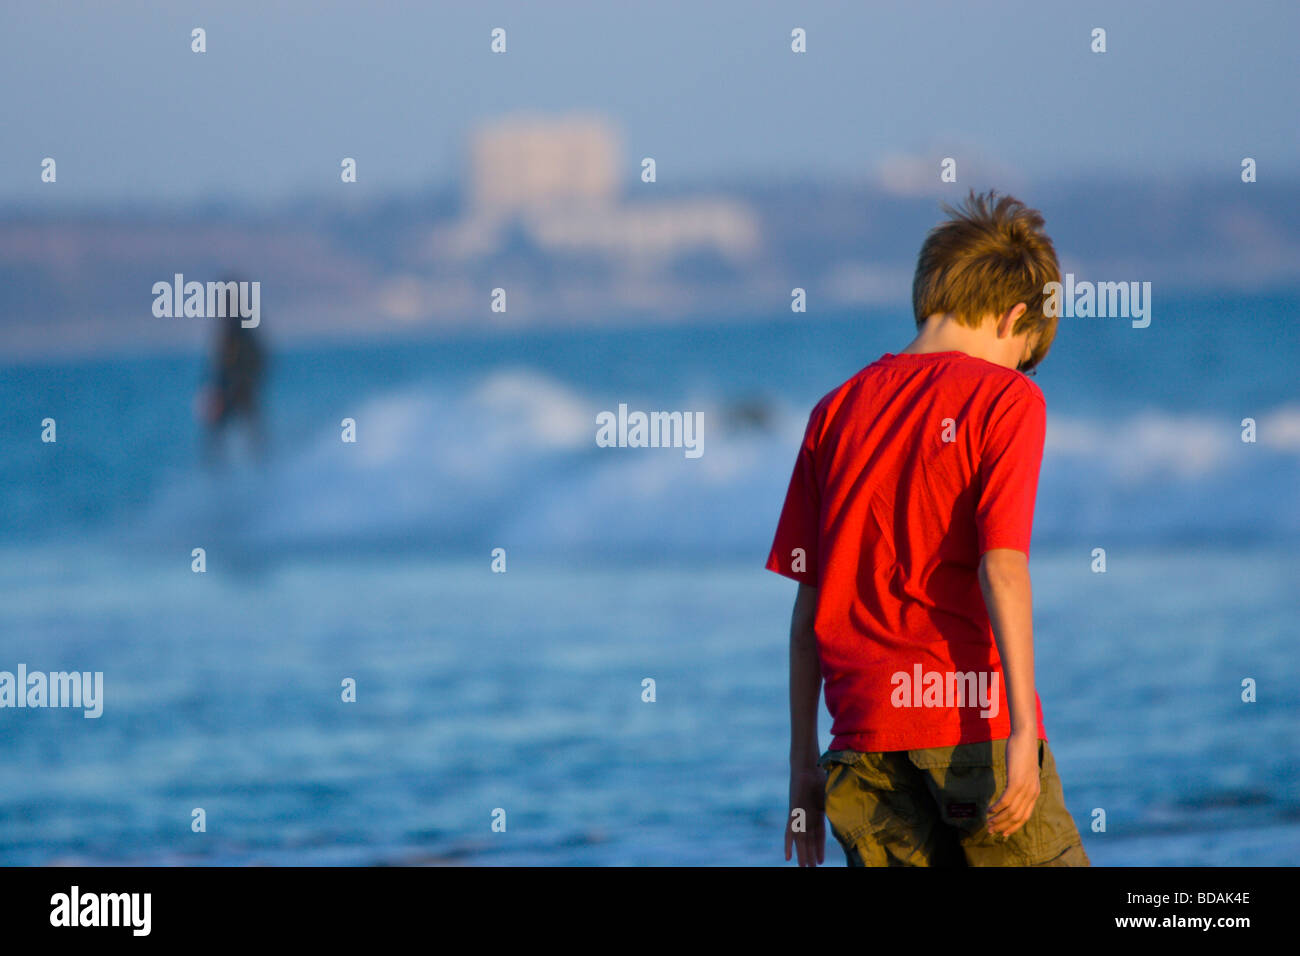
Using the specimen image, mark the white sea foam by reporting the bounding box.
[134,371,1300,555]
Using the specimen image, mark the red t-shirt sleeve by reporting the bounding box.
[765,409,822,586]
[975,384,1046,556]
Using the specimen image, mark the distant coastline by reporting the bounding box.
[3,175,1298,362]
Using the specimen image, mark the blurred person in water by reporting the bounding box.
[197,276,267,466]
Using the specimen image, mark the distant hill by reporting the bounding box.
[1,176,1296,360]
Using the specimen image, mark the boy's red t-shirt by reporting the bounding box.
[766,351,1049,752]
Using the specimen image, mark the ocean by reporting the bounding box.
[1,293,1297,865]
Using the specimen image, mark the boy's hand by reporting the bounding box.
[986,730,1040,838]
[784,764,827,866]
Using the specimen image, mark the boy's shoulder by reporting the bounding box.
[800,356,1045,452]
[805,353,1044,435]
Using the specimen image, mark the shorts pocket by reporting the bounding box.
[917,738,1075,866]
[1019,741,1087,865]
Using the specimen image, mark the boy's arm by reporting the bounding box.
[978,548,1041,838]
[788,582,820,765]
[785,582,825,866]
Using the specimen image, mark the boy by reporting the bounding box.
[768,190,1089,866]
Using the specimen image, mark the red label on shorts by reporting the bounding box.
[947,802,979,819]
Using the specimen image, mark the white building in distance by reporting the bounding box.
[432,113,761,267]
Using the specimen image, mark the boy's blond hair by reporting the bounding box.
[912,190,1061,371]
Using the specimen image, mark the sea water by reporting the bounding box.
[0,294,1296,865]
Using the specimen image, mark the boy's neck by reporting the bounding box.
[899,312,1023,370]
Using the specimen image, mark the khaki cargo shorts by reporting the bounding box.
[819,737,1090,866]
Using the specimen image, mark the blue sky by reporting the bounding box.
[0,0,1295,204]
